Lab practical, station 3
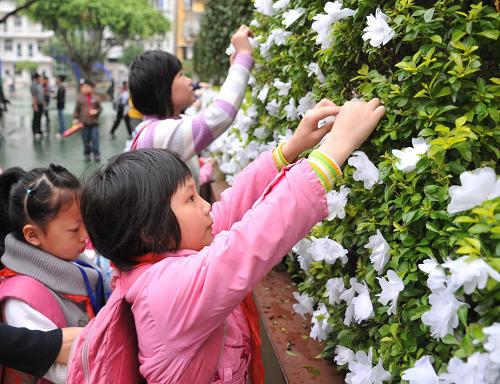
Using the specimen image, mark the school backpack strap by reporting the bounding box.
[130,120,158,151]
[0,275,67,384]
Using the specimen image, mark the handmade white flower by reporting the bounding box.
[226,37,259,56]
[265,99,280,116]
[273,78,291,96]
[254,0,275,16]
[421,288,465,339]
[376,270,404,315]
[282,8,305,28]
[348,151,382,189]
[362,8,395,47]
[340,277,359,326]
[418,258,447,291]
[335,345,355,365]
[253,126,268,139]
[440,353,498,384]
[284,97,298,120]
[310,303,331,341]
[297,91,317,116]
[276,128,293,143]
[326,185,351,220]
[392,137,429,172]
[268,28,292,46]
[401,356,439,384]
[442,256,500,294]
[364,229,390,275]
[273,0,289,10]
[345,348,391,384]
[351,283,374,323]
[310,237,348,265]
[257,85,270,103]
[312,1,356,50]
[250,19,260,28]
[306,62,326,84]
[483,323,500,364]
[325,277,345,305]
[292,291,315,319]
[447,167,500,214]
[293,238,314,271]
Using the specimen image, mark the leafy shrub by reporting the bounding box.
[210,0,500,381]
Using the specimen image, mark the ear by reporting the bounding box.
[23,224,43,247]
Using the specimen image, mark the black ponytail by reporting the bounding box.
[0,164,80,254]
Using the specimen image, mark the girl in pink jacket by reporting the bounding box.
[80,98,385,383]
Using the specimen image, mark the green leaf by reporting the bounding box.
[423,8,435,23]
[442,334,460,345]
[477,30,499,40]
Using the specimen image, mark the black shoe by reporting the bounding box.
[94,154,101,162]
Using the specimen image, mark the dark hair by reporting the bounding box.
[128,51,182,118]
[80,78,95,87]
[0,165,81,253]
[80,149,191,270]
[57,75,66,82]
[32,73,40,80]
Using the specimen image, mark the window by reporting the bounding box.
[14,16,22,27]
[184,0,192,11]
[5,39,13,52]
[17,43,22,57]
[28,43,33,57]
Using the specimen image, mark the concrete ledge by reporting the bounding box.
[254,270,345,384]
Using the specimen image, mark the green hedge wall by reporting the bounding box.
[209,0,500,382]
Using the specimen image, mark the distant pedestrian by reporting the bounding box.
[110,81,131,138]
[54,75,66,139]
[73,79,102,162]
[30,73,44,140]
[42,75,51,132]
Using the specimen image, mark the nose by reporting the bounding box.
[202,199,211,214]
[80,226,89,242]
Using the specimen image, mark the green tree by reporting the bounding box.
[193,0,253,84]
[120,43,144,67]
[25,0,169,79]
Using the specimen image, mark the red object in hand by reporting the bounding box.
[63,122,84,138]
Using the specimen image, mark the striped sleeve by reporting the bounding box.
[138,52,254,160]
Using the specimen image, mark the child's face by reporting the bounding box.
[170,177,213,251]
[171,71,195,114]
[81,84,93,95]
[27,198,88,260]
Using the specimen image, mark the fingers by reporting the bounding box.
[304,105,340,125]
[373,105,386,120]
[315,98,337,108]
[367,97,381,110]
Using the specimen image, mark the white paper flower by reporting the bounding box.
[257,85,270,103]
[351,283,374,323]
[335,345,355,365]
[421,288,465,339]
[312,1,356,50]
[253,126,268,139]
[392,137,429,172]
[284,97,298,120]
[440,353,498,384]
[376,270,404,315]
[310,303,331,341]
[265,99,280,116]
[273,0,289,10]
[292,291,315,319]
[447,167,500,214]
[418,258,448,292]
[268,28,292,45]
[348,151,382,189]
[254,0,275,16]
[306,62,326,84]
[362,8,395,47]
[483,323,500,364]
[326,185,350,220]
[364,229,390,275]
[340,277,358,326]
[442,256,500,294]
[401,356,439,384]
[282,8,305,28]
[325,277,345,305]
[273,78,291,96]
[345,348,391,384]
[293,238,314,271]
[310,237,348,265]
[297,91,317,116]
[226,37,259,56]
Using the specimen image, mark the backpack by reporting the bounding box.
[67,263,227,384]
[0,275,67,384]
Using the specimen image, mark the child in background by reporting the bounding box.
[0,165,104,384]
[73,79,102,162]
[128,25,253,185]
[80,98,385,383]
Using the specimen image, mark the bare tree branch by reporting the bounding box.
[0,0,41,24]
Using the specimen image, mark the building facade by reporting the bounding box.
[0,1,54,90]
[176,0,206,60]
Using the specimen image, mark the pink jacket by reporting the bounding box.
[124,151,328,383]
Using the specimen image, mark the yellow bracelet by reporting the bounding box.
[308,150,343,192]
[272,142,291,171]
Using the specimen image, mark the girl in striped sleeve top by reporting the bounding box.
[128,25,254,184]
